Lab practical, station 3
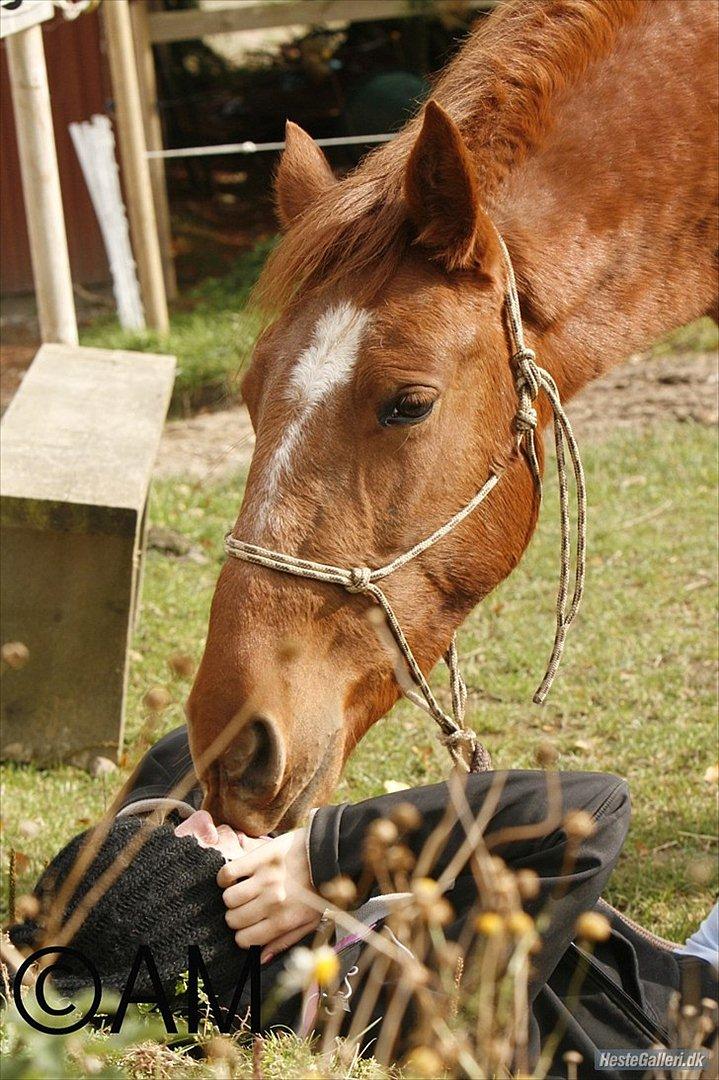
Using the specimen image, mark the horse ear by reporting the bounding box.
[405,100,499,275]
[275,121,336,228]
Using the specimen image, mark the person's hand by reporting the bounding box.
[217,829,322,963]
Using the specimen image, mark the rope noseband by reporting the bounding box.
[224,235,587,774]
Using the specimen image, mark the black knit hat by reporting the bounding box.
[9,815,245,1007]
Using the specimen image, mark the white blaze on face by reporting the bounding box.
[253,301,371,531]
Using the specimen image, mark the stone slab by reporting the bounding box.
[1,344,176,534]
[1,344,175,766]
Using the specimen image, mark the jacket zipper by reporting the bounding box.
[567,942,671,1047]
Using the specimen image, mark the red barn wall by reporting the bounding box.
[1,10,110,294]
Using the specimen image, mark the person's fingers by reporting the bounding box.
[175,809,218,847]
[221,875,262,910]
[214,824,245,861]
[240,834,271,851]
[217,840,276,887]
[234,918,276,949]
[225,886,286,930]
[260,918,322,965]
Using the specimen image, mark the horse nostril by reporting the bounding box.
[221,715,285,803]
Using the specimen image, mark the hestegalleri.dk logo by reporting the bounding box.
[14,944,262,1035]
[595,1049,710,1072]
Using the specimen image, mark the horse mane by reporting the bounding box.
[254,0,644,311]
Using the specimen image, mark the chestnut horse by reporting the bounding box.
[188,0,718,833]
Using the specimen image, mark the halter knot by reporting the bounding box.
[440,728,477,749]
[513,347,541,398]
[514,400,538,434]
[440,727,492,772]
[346,566,373,594]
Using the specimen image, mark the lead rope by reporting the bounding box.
[495,233,587,705]
[224,235,587,773]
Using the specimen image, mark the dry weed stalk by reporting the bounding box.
[291,763,581,1078]
[7,627,716,1079]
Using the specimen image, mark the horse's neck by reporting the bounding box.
[489,2,717,402]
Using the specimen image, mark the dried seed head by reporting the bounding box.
[404,1046,444,1078]
[516,868,541,900]
[319,875,357,910]
[575,911,611,943]
[390,801,422,832]
[506,910,536,938]
[412,877,440,904]
[535,739,559,767]
[385,843,416,874]
[143,687,172,712]
[367,818,398,846]
[15,894,40,920]
[475,911,504,937]
[563,810,596,841]
[168,653,195,678]
[312,945,340,987]
[1,642,29,670]
[427,897,454,926]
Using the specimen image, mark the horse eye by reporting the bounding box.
[379,393,436,427]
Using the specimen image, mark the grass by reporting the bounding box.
[2,421,716,932]
[1,420,716,1077]
[651,316,719,357]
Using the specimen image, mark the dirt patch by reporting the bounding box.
[153,349,718,481]
[154,405,255,481]
[0,343,36,411]
[567,350,717,442]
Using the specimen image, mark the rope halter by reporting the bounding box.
[224,233,587,774]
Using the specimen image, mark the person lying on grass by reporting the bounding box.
[8,726,717,1077]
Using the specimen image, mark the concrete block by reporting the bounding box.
[1,343,175,766]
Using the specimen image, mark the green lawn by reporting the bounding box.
[3,421,716,942]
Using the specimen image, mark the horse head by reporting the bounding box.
[187,104,543,833]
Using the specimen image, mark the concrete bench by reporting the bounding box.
[1,343,175,767]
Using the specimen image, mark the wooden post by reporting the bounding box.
[130,0,177,301]
[103,0,169,334]
[5,25,78,346]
